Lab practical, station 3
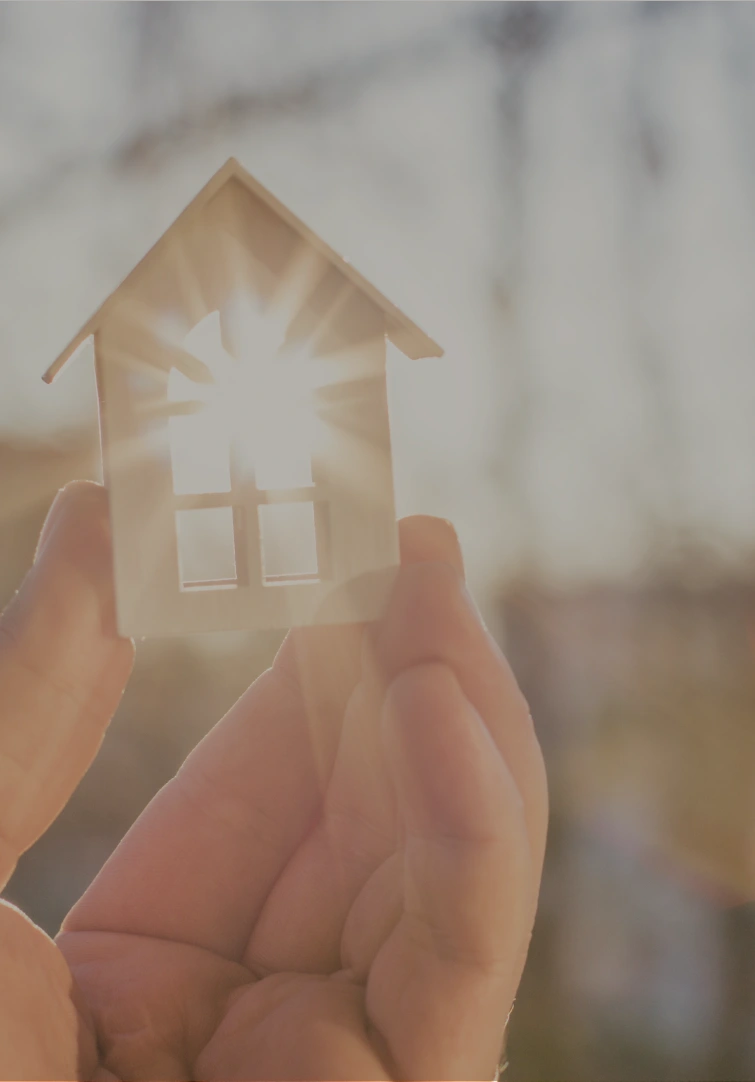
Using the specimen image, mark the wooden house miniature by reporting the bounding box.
[43,158,442,637]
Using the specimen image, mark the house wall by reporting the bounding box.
[95,209,400,636]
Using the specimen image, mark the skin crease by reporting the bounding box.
[0,482,548,1081]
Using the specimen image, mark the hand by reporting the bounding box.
[0,482,547,1081]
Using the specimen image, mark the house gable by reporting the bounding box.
[43,158,442,384]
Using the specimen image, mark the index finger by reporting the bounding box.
[0,482,134,889]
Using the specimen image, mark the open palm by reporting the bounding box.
[0,483,547,1081]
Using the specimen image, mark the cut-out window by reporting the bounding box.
[167,313,233,496]
[235,361,315,491]
[176,507,237,589]
[254,427,313,491]
[169,411,232,495]
[259,502,319,584]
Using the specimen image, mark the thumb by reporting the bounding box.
[0,482,134,890]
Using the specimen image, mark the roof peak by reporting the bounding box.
[43,157,442,384]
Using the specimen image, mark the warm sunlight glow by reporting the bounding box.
[167,307,322,493]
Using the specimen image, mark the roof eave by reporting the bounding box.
[387,322,444,360]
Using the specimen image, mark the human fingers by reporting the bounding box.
[0,482,134,890]
[243,517,465,974]
[367,662,533,1081]
[267,515,463,729]
[366,559,548,896]
[396,514,464,575]
[66,517,460,965]
[64,601,364,958]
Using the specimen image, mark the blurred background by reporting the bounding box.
[1,3,755,1078]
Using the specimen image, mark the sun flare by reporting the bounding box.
[166,306,322,495]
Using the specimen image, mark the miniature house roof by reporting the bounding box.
[43,157,442,384]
